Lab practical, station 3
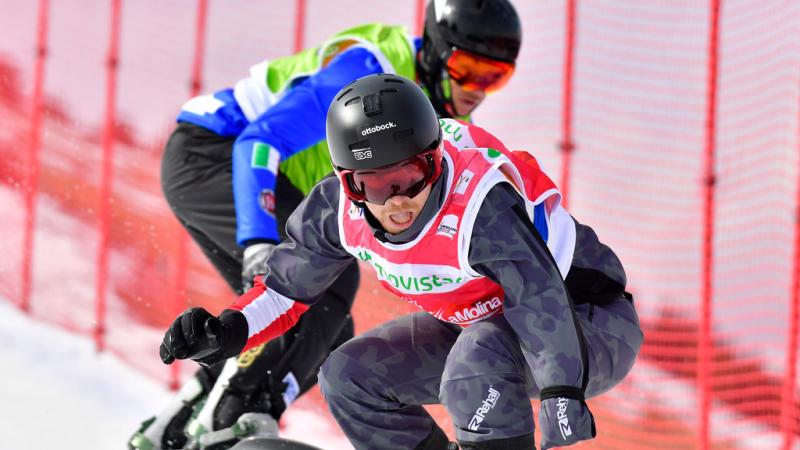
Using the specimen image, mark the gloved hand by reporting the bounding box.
[159,307,249,367]
[241,242,276,292]
[539,395,596,449]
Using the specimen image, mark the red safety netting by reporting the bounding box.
[0,1,799,448]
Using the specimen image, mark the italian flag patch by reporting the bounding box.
[251,142,280,174]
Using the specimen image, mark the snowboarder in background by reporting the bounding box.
[158,74,644,450]
[130,1,523,449]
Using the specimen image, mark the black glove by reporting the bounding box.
[159,307,249,367]
[241,242,276,291]
[539,389,596,449]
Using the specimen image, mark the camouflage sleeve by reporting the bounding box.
[228,177,355,350]
[262,176,355,302]
[467,182,587,389]
[566,218,627,304]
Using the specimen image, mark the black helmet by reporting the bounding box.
[417,0,522,116]
[326,74,443,204]
[327,73,441,171]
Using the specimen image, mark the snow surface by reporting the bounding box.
[0,299,353,450]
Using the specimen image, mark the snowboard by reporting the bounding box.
[229,436,326,450]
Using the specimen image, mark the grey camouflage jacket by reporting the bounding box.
[261,162,629,393]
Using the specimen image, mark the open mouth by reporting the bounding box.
[389,211,413,227]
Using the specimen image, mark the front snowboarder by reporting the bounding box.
[135,1,524,447]
[159,74,643,449]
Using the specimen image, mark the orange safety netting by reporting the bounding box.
[1,1,798,448]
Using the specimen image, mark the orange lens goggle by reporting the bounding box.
[445,48,516,93]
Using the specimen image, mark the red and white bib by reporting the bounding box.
[338,119,576,326]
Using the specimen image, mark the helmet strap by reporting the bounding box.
[439,73,459,118]
[416,44,453,119]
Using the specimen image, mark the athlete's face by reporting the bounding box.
[449,79,487,116]
[363,184,433,234]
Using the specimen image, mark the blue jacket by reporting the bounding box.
[177,39,422,245]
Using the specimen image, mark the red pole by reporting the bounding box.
[169,0,209,391]
[20,0,50,313]
[293,0,306,53]
[414,0,426,37]
[559,0,577,208]
[698,0,722,448]
[189,0,208,97]
[780,80,800,450]
[95,0,123,352]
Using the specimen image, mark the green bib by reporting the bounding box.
[263,23,417,194]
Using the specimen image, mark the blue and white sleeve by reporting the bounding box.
[232,47,384,245]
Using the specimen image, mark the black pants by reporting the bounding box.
[161,122,359,424]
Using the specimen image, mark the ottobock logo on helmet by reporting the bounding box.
[361,121,397,136]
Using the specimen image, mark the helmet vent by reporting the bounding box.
[383,77,404,84]
[380,88,399,95]
[344,96,361,107]
[393,129,415,141]
[336,88,354,102]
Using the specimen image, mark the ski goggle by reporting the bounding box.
[445,48,516,93]
[338,147,444,205]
